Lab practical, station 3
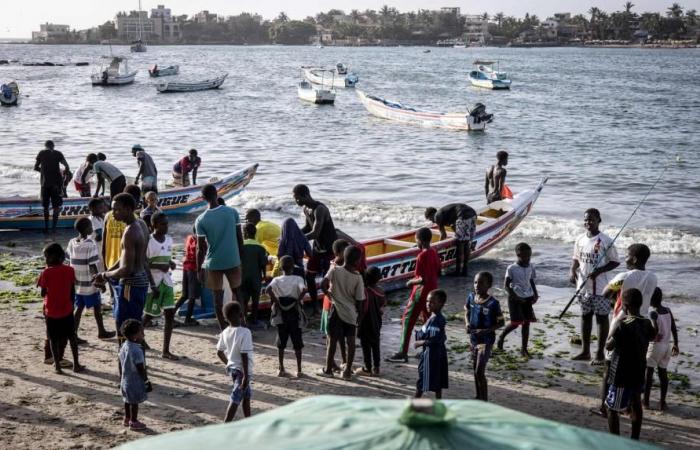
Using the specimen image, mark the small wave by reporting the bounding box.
[0,164,39,180]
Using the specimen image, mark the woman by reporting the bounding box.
[276,218,311,277]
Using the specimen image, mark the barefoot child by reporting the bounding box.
[414,289,449,398]
[241,223,268,328]
[644,287,679,410]
[497,242,538,357]
[267,256,307,377]
[216,302,253,422]
[465,271,504,401]
[119,319,150,430]
[321,239,349,371]
[38,243,85,374]
[356,266,386,376]
[140,191,161,231]
[67,217,115,342]
[173,226,200,326]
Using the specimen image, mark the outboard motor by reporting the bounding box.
[469,103,493,124]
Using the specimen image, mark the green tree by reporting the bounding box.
[685,9,697,25]
[269,20,316,44]
[624,2,635,13]
[494,12,505,29]
[667,3,683,18]
[276,12,289,23]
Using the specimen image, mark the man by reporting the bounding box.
[569,208,620,362]
[195,184,244,330]
[90,153,126,200]
[485,150,508,204]
[293,184,338,311]
[172,149,201,187]
[34,140,71,233]
[425,203,477,277]
[245,208,281,257]
[132,144,158,194]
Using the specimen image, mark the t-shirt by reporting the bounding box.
[35,149,67,187]
[182,235,197,272]
[607,316,655,388]
[89,215,104,244]
[38,264,76,318]
[147,234,173,287]
[255,220,281,257]
[217,325,254,374]
[465,293,504,345]
[93,161,123,183]
[268,274,306,299]
[607,269,658,319]
[435,203,477,227]
[174,156,201,174]
[416,247,441,294]
[505,263,536,298]
[241,239,268,283]
[140,205,161,220]
[326,265,365,325]
[103,211,126,270]
[195,206,241,270]
[572,232,619,296]
[75,161,94,185]
[67,236,101,295]
[137,151,157,178]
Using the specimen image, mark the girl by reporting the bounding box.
[415,289,449,398]
[119,319,150,430]
[356,266,386,376]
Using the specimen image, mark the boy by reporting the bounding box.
[66,217,115,343]
[605,289,656,440]
[356,266,386,376]
[173,226,200,326]
[497,242,538,357]
[38,243,85,374]
[465,271,504,401]
[319,245,365,380]
[644,287,679,410]
[240,223,268,328]
[321,239,350,371]
[267,255,307,377]
[142,212,179,360]
[88,198,107,245]
[388,227,441,363]
[216,301,253,422]
[415,289,449,399]
[140,191,161,231]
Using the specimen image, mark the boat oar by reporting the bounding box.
[557,161,670,320]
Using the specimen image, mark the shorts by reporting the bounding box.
[144,282,175,317]
[605,384,642,412]
[141,176,157,194]
[206,266,242,292]
[181,270,201,299]
[74,292,101,309]
[578,293,611,316]
[471,342,492,374]
[40,185,63,209]
[114,283,148,333]
[507,296,536,325]
[46,314,76,341]
[228,368,252,405]
[328,310,356,339]
[306,249,333,274]
[172,171,190,187]
[454,216,476,242]
[276,323,304,350]
[109,176,126,198]
[74,181,91,197]
[647,342,672,369]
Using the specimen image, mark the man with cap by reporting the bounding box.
[132,144,158,194]
[172,149,201,187]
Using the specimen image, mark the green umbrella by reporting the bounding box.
[118,395,659,450]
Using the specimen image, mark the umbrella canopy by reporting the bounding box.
[117,395,659,450]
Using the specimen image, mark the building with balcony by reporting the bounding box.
[115,11,154,42]
[463,15,490,44]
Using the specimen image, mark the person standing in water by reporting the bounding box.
[172,149,201,187]
[34,140,71,233]
[132,145,158,195]
[485,151,509,204]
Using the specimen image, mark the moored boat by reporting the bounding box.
[469,60,511,90]
[0,81,19,106]
[297,80,335,104]
[0,164,258,230]
[302,66,358,88]
[357,89,493,131]
[149,64,179,77]
[156,73,228,93]
[90,57,137,86]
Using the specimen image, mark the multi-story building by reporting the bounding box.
[194,10,218,24]
[463,15,490,44]
[32,23,71,42]
[152,5,181,42]
[440,7,461,16]
[151,4,172,21]
[115,11,154,42]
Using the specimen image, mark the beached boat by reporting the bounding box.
[90,57,137,86]
[149,64,179,77]
[0,164,258,230]
[156,73,228,93]
[297,80,335,104]
[0,81,19,106]
[469,60,511,90]
[302,66,358,88]
[357,90,493,131]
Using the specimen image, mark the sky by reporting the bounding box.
[3,0,699,38]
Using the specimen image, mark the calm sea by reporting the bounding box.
[0,44,698,299]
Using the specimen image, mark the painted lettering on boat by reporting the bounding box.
[56,194,191,217]
[157,195,190,208]
[377,247,457,279]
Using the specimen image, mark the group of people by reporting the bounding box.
[34,148,679,441]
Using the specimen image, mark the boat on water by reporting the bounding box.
[90,57,137,86]
[0,81,19,106]
[0,164,258,230]
[156,73,228,93]
[149,64,179,77]
[297,79,335,104]
[356,90,493,131]
[469,60,511,90]
[129,1,147,52]
[302,65,358,88]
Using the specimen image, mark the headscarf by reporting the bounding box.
[278,218,311,268]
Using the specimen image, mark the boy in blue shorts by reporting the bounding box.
[217,301,253,422]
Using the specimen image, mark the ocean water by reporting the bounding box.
[0,44,698,300]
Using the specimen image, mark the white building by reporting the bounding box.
[463,15,490,44]
[194,10,218,24]
[115,11,154,41]
[32,23,71,42]
[440,7,461,16]
[151,4,172,21]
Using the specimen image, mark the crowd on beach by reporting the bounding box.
[32,141,680,441]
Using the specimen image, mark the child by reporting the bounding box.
[266,255,307,377]
[415,289,449,398]
[173,225,200,326]
[38,243,85,374]
[388,227,441,363]
[216,302,253,422]
[644,287,679,410]
[497,242,538,357]
[319,245,365,380]
[88,198,107,245]
[605,289,656,440]
[119,319,150,430]
[140,191,161,231]
[465,271,504,401]
[321,239,349,371]
[355,266,386,376]
[142,212,179,360]
[240,223,268,328]
[67,217,115,342]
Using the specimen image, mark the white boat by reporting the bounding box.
[149,64,179,77]
[90,57,137,86]
[297,80,335,104]
[129,1,147,52]
[302,66,359,88]
[155,73,228,93]
[469,60,511,90]
[0,81,19,106]
[357,90,493,131]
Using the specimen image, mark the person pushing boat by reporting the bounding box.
[34,140,71,233]
[132,145,158,194]
[171,149,201,187]
[485,151,511,203]
[90,153,126,200]
[425,203,477,277]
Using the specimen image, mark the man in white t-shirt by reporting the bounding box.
[569,208,620,362]
[217,301,253,422]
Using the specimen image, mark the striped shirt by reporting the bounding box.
[147,234,173,287]
[66,236,100,295]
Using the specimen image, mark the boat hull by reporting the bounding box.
[149,65,179,77]
[0,164,258,230]
[469,76,511,90]
[156,74,227,93]
[0,95,17,106]
[91,71,137,86]
[302,67,358,88]
[298,85,336,104]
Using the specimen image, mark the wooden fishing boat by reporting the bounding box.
[0,81,19,106]
[156,73,227,93]
[0,164,258,230]
[357,90,493,131]
[149,64,179,77]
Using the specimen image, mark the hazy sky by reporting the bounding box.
[3,0,699,38]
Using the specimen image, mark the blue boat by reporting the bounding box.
[469,60,512,90]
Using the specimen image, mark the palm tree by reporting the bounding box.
[481,12,490,22]
[624,2,635,13]
[667,3,683,18]
[686,9,697,26]
[589,7,601,23]
[276,11,289,23]
[494,12,505,29]
[350,9,361,24]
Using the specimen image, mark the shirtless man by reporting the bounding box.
[34,140,71,233]
[425,203,477,277]
[485,151,508,204]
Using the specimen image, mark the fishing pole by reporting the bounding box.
[557,160,671,320]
